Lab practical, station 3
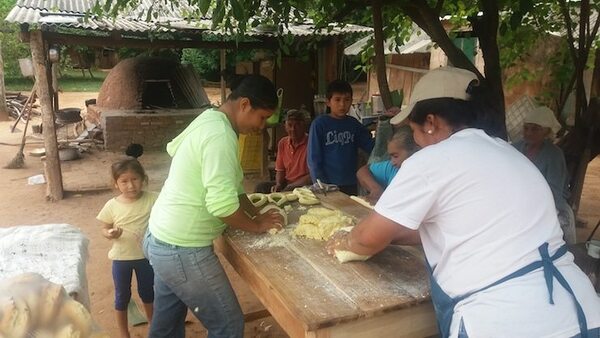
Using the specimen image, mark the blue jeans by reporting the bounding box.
[143,231,244,338]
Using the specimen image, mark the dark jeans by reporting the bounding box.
[112,258,154,311]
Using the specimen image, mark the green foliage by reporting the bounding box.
[181,45,266,81]
[181,48,220,78]
[0,0,31,77]
[5,69,107,91]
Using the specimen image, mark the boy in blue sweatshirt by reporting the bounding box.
[308,80,374,195]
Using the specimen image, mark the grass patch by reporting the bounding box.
[5,69,108,92]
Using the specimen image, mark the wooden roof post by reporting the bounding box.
[30,30,63,201]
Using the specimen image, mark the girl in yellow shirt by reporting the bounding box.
[97,148,157,338]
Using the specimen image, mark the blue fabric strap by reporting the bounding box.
[451,243,587,338]
[540,242,556,304]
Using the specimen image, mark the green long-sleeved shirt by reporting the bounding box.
[148,108,244,247]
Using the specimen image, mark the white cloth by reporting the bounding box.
[524,106,562,134]
[376,128,600,337]
[0,224,90,309]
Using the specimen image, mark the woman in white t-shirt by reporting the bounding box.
[326,67,600,338]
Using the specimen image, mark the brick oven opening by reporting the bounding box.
[89,57,211,151]
[142,80,177,109]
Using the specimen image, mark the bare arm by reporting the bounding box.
[239,194,259,217]
[356,165,384,203]
[273,170,287,192]
[326,212,420,256]
[99,220,122,239]
[220,194,283,233]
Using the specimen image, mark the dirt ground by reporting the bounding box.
[0,89,286,338]
[1,90,599,337]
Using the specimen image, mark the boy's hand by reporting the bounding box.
[384,106,401,117]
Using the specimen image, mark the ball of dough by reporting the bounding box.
[298,195,320,205]
[248,193,268,208]
[285,193,298,202]
[334,250,371,263]
[268,193,287,206]
[293,187,313,196]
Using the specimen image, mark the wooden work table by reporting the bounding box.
[216,191,437,338]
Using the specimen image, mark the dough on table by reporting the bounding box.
[259,205,287,234]
[294,208,354,240]
[248,193,268,208]
[334,250,371,263]
[293,187,320,205]
[333,226,372,263]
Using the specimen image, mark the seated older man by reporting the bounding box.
[255,109,312,193]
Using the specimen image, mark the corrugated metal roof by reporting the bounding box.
[6,0,372,36]
[345,26,431,55]
[16,0,92,13]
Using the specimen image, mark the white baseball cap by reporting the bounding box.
[523,106,562,134]
[390,66,479,125]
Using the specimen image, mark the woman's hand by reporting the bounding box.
[365,189,383,204]
[326,230,350,256]
[384,106,401,117]
[254,209,284,232]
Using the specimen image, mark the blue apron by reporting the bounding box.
[427,243,589,338]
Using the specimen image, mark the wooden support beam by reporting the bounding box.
[43,32,278,50]
[30,30,63,201]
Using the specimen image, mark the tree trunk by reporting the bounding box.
[371,0,392,109]
[30,30,63,201]
[470,0,507,139]
[400,0,507,139]
[0,45,9,121]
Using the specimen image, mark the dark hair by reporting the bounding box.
[326,79,353,99]
[409,98,477,129]
[111,144,147,183]
[389,125,419,156]
[408,79,500,136]
[227,74,278,110]
[125,143,143,158]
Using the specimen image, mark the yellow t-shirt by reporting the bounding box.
[97,191,158,260]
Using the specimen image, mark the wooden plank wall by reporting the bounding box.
[367,53,429,106]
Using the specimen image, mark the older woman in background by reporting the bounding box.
[513,106,575,244]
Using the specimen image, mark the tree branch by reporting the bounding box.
[401,0,482,78]
[585,4,600,54]
[434,0,445,15]
[558,0,579,65]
